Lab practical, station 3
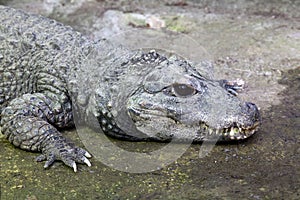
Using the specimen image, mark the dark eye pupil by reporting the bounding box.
[173,83,195,97]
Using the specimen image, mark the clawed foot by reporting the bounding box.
[35,146,92,172]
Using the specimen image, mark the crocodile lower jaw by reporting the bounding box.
[199,121,260,140]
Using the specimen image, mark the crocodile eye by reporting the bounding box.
[172,83,196,97]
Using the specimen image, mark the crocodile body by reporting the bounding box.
[0,6,260,171]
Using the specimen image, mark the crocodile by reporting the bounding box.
[0,6,260,172]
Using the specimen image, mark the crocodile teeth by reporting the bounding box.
[234,127,239,133]
[199,121,259,140]
[229,127,235,136]
[246,129,255,136]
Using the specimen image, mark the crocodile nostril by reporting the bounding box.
[244,102,260,120]
[246,102,255,109]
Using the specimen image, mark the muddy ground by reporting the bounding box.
[0,0,299,199]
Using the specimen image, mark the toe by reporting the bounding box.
[75,147,92,158]
[35,154,47,162]
[44,153,56,168]
[72,162,77,172]
[83,157,91,167]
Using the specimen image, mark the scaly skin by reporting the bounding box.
[0,6,94,171]
[0,6,261,171]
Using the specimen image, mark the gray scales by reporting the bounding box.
[0,6,260,172]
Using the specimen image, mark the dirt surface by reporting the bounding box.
[0,0,299,199]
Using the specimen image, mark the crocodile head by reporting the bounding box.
[93,50,260,142]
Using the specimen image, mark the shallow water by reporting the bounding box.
[1,0,299,199]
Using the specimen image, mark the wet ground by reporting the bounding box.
[0,0,299,199]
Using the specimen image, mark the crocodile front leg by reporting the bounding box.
[0,92,91,172]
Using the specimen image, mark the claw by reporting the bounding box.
[85,151,92,158]
[72,162,77,172]
[84,157,91,167]
[44,153,55,169]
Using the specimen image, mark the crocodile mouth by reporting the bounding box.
[128,106,260,141]
[198,121,260,141]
